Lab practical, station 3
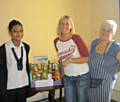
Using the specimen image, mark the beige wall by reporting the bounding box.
[0,0,119,61]
[90,0,119,40]
[0,0,120,101]
[0,0,91,62]
[1,0,118,62]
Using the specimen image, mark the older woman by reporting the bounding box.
[88,20,120,102]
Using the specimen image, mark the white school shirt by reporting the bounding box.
[5,41,28,90]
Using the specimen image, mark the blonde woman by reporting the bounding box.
[88,20,120,102]
[54,15,89,102]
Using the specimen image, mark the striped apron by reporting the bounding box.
[88,40,119,102]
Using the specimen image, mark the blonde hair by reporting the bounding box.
[57,15,75,36]
[100,20,117,35]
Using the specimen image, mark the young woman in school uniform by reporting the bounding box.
[0,20,30,102]
[54,15,89,102]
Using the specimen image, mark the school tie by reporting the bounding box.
[11,47,23,71]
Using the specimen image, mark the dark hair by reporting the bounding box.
[8,20,23,32]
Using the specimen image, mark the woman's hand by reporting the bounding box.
[117,68,120,72]
[62,59,71,68]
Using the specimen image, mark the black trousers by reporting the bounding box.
[2,86,28,102]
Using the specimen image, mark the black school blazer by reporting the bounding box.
[0,42,30,95]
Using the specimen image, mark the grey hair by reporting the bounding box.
[100,20,117,35]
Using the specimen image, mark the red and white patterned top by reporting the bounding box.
[54,34,89,76]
